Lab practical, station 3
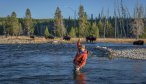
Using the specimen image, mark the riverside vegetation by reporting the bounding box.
[0,1,146,40]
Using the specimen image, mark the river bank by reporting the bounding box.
[0,36,146,44]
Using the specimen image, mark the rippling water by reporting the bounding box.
[0,43,146,84]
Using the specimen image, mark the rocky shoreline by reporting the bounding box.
[95,46,146,60]
[111,48,146,60]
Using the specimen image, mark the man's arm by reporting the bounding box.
[77,38,81,51]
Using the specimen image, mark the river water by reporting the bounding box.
[0,43,146,84]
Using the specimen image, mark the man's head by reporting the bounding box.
[79,44,86,52]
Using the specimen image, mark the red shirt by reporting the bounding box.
[73,42,88,68]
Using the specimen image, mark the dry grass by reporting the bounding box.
[0,36,146,44]
[69,38,146,43]
[96,38,146,43]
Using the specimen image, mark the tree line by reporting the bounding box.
[0,3,146,39]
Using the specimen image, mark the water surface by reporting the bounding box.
[0,43,146,84]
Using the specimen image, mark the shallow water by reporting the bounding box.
[0,43,146,84]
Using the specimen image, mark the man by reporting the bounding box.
[73,39,88,71]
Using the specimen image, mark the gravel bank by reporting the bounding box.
[95,46,146,60]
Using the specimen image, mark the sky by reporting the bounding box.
[0,0,146,19]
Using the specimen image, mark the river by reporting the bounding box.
[0,43,146,84]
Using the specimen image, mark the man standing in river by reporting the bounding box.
[73,39,88,71]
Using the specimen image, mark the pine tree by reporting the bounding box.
[97,20,103,37]
[44,26,50,37]
[83,13,90,37]
[0,20,4,35]
[11,12,20,36]
[5,15,12,35]
[91,22,99,38]
[78,5,90,37]
[19,23,23,35]
[69,27,76,37]
[5,12,20,36]
[54,7,66,37]
[106,21,114,37]
[24,8,33,36]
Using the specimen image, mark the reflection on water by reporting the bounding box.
[132,60,144,83]
[0,43,146,84]
[73,70,87,84]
